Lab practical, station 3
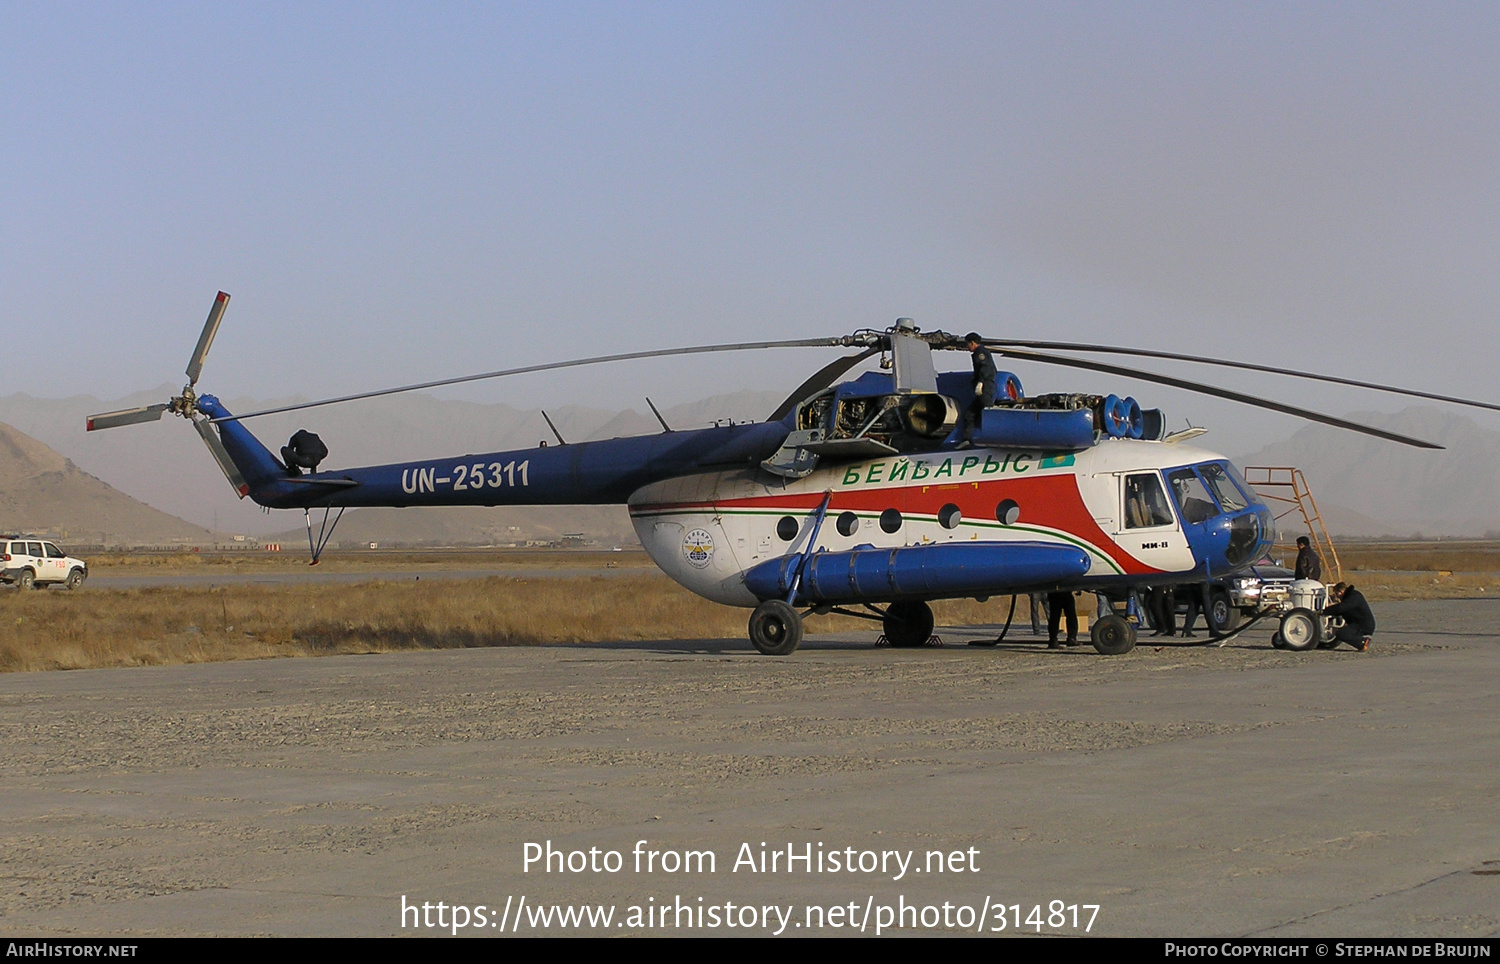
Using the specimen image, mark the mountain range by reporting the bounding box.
[1232,406,1500,538]
[2,390,1497,544]
[0,422,214,545]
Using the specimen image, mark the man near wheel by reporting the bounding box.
[1322,582,1375,651]
[1045,590,1079,648]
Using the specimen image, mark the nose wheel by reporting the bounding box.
[749,600,804,655]
[1206,589,1244,637]
[1091,613,1137,655]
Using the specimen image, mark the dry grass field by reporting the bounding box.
[1277,540,1500,600]
[83,547,659,574]
[1331,542,1500,575]
[0,573,1013,673]
[3,542,1495,674]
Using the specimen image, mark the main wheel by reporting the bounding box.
[883,600,934,648]
[1091,613,1137,655]
[65,569,84,590]
[1206,589,1243,638]
[1278,608,1320,652]
[1271,630,1286,650]
[748,599,803,656]
[17,569,35,591]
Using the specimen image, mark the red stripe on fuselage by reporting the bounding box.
[630,473,1158,575]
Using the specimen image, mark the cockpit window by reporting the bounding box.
[1124,473,1175,529]
[1199,463,1247,512]
[1167,468,1219,524]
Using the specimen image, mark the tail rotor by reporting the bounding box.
[85,291,251,497]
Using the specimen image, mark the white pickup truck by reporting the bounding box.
[2,538,88,589]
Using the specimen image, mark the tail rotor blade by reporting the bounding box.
[86,404,168,432]
[185,291,230,387]
[193,418,250,498]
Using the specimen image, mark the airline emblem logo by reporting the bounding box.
[682,528,715,569]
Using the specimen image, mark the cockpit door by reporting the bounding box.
[1115,471,1194,573]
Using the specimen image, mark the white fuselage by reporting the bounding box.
[629,438,1232,606]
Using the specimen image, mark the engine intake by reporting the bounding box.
[901,393,959,438]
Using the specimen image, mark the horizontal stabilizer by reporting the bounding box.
[280,477,360,487]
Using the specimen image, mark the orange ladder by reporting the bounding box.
[1241,466,1342,582]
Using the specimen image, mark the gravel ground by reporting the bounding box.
[1,598,1497,937]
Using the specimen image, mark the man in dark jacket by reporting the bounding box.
[1294,536,1322,582]
[958,332,997,449]
[1323,582,1375,651]
[1046,590,1079,648]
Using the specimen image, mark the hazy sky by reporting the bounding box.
[4,2,1498,452]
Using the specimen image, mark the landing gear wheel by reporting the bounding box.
[883,601,934,648]
[749,600,803,656]
[1278,608,1320,652]
[65,569,84,590]
[17,570,35,591]
[1206,589,1243,638]
[1271,631,1286,650]
[1091,613,1137,655]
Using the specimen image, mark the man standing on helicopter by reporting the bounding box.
[957,332,997,449]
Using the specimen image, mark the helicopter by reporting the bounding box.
[86,293,1500,656]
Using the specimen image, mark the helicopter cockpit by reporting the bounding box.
[1165,460,1272,573]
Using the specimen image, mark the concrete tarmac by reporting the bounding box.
[2,599,1497,938]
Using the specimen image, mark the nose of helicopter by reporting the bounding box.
[1188,504,1275,577]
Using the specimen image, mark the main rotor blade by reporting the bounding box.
[766,347,880,422]
[210,336,861,424]
[193,418,250,499]
[86,403,168,431]
[986,338,1500,414]
[186,291,230,387]
[992,347,1444,450]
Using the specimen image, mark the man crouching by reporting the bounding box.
[1323,582,1376,652]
